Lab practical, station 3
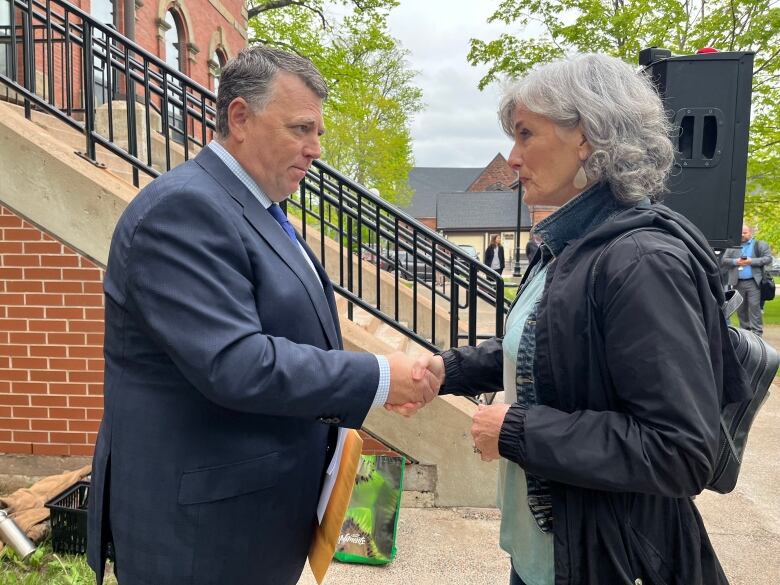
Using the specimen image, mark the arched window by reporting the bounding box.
[91,0,115,105]
[209,48,227,94]
[0,0,11,76]
[164,10,183,72]
[163,9,186,142]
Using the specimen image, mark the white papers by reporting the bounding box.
[316,427,349,524]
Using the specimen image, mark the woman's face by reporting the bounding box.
[507,107,592,207]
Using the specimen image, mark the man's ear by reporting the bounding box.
[227,98,251,142]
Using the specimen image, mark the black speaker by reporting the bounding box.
[640,49,754,248]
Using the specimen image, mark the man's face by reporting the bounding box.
[230,72,324,202]
[742,224,752,243]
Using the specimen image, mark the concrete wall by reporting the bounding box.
[341,320,498,507]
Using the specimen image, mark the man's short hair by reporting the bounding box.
[215,45,328,138]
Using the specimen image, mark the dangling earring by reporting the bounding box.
[573,166,588,190]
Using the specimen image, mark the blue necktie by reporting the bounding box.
[267,204,297,243]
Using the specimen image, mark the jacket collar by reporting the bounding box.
[193,147,340,349]
[533,182,629,258]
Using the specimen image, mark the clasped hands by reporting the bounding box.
[383,353,510,462]
[383,353,445,416]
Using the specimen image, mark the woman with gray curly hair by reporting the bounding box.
[407,53,748,584]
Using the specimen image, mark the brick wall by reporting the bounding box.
[0,203,398,458]
[530,206,557,225]
[0,204,105,457]
[467,154,517,192]
[358,430,401,458]
[134,0,246,91]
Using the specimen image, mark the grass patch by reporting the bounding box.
[0,542,116,585]
[503,278,520,303]
[763,277,780,325]
[728,277,780,327]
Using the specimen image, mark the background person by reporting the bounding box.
[484,234,506,274]
[406,54,749,585]
[87,46,439,585]
[720,223,773,336]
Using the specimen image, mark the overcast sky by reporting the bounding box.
[387,1,515,168]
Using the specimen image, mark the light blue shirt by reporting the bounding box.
[738,239,755,280]
[207,141,390,408]
[500,265,554,585]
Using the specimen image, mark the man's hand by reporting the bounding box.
[415,354,445,387]
[384,352,442,416]
[736,257,752,266]
[470,403,510,461]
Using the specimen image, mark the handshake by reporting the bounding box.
[383,352,445,416]
[381,352,512,462]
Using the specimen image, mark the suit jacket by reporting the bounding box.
[87,147,379,585]
[720,239,772,287]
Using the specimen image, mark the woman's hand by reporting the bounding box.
[471,403,511,461]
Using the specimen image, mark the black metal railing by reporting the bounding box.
[289,168,509,353]
[0,0,508,360]
[0,0,209,185]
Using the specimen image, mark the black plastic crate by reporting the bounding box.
[45,480,113,559]
[44,480,90,556]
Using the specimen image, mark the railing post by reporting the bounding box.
[45,0,55,106]
[495,277,505,337]
[81,20,97,161]
[21,0,34,118]
[347,215,354,322]
[467,264,478,346]
[450,254,459,348]
[125,45,139,186]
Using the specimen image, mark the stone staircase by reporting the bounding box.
[1,99,200,190]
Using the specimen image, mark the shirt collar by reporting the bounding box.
[208,140,273,209]
[533,182,631,257]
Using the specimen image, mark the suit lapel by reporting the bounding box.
[298,237,343,349]
[195,147,341,349]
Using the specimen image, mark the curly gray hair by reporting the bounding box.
[499,54,674,203]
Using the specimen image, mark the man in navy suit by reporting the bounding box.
[87,46,438,585]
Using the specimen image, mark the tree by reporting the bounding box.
[468,0,780,250]
[247,1,422,205]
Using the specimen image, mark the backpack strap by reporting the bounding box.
[588,228,663,310]
[722,289,743,319]
[588,227,741,320]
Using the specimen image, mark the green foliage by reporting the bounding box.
[0,543,117,585]
[469,0,780,250]
[247,1,422,206]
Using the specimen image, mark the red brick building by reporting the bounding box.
[66,0,246,92]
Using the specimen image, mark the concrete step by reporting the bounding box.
[29,117,154,190]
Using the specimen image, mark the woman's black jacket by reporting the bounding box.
[484,244,505,272]
[440,202,750,585]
